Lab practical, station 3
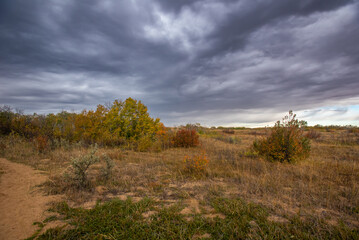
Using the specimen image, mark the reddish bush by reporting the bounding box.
[34,135,49,153]
[172,129,199,148]
[222,129,235,134]
[305,129,321,140]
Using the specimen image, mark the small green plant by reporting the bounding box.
[66,146,99,189]
[99,154,114,181]
[253,111,310,163]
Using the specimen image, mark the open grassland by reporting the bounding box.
[1,127,359,239]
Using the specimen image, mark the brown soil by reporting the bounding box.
[0,158,61,240]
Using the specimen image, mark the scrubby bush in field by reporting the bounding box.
[34,135,49,153]
[0,105,14,135]
[305,129,321,140]
[347,127,359,134]
[183,151,208,174]
[66,146,99,189]
[213,134,241,144]
[172,129,199,147]
[99,154,114,181]
[184,123,204,133]
[253,111,310,163]
[337,131,359,145]
[222,128,235,134]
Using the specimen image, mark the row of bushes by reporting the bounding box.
[2,102,313,164]
[1,98,161,146]
[0,99,200,151]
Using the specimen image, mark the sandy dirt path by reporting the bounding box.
[0,158,61,240]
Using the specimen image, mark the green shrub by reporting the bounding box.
[65,146,99,189]
[99,154,114,181]
[253,111,310,163]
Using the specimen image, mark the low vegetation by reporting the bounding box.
[183,151,209,175]
[172,129,200,148]
[1,102,359,239]
[29,197,358,240]
[64,146,100,189]
[253,111,310,163]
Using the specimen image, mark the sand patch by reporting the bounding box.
[0,158,62,240]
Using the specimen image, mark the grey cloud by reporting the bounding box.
[0,0,358,126]
[196,0,355,59]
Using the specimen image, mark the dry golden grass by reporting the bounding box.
[1,128,358,228]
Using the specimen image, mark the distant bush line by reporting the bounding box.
[0,98,199,151]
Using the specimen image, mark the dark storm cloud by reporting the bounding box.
[0,0,358,125]
[198,0,355,58]
[0,0,184,75]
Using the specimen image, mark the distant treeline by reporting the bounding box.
[0,98,202,151]
[0,98,163,146]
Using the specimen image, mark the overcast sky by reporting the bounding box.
[1,0,359,127]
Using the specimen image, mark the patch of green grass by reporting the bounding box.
[31,197,358,240]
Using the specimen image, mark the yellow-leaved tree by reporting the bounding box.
[103,98,161,148]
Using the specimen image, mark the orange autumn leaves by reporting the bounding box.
[1,98,205,153]
[73,98,161,146]
[1,98,162,147]
[183,151,209,174]
[253,111,310,163]
[172,129,199,148]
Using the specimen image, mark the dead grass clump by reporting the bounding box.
[248,130,267,136]
[337,131,359,145]
[99,148,123,161]
[222,129,235,134]
[347,127,359,134]
[213,134,241,144]
[305,129,321,140]
[0,133,40,166]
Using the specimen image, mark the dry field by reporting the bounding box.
[0,127,358,239]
